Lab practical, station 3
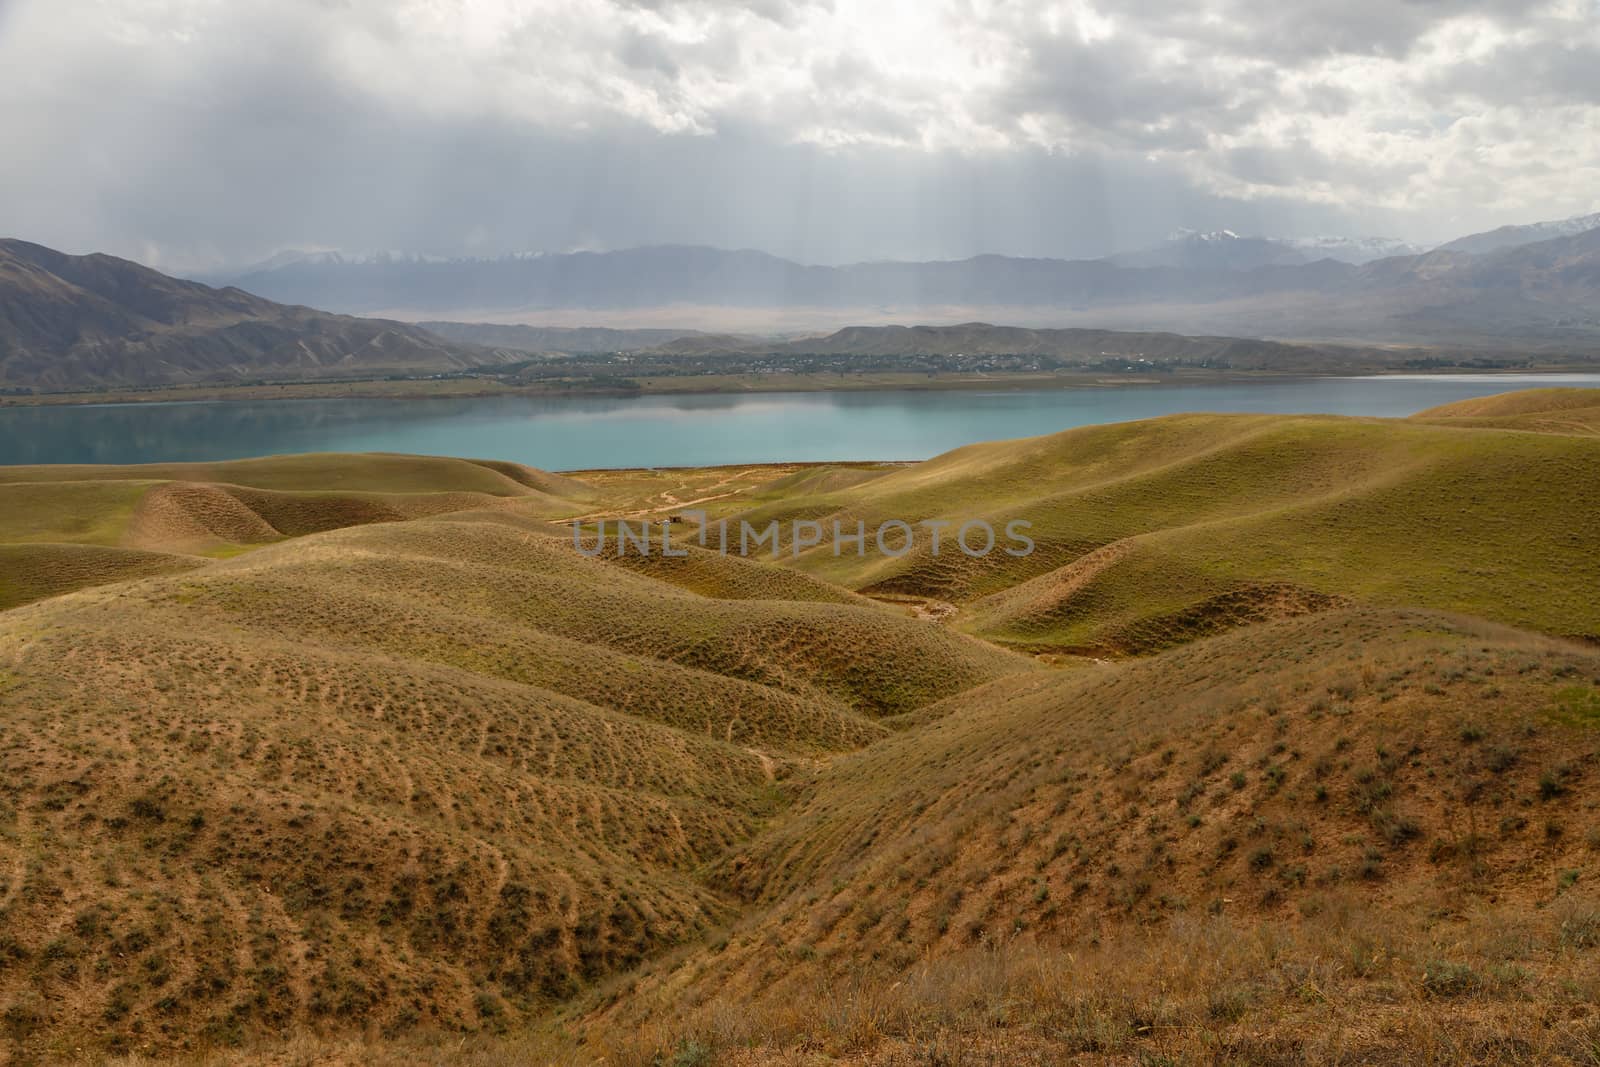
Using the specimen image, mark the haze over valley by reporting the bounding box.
[204,216,1600,348]
[8,213,1600,397]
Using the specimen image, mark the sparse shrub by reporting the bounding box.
[1207,983,1255,1021]
[1538,767,1568,799]
[656,1038,713,1067]
[1372,809,1422,845]
[1358,848,1384,880]
[1557,902,1600,948]
[1485,745,1518,774]
[1421,960,1481,998]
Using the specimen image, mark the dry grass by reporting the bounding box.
[0,453,598,607]
[1412,386,1600,435]
[0,507,1023,1060]
[608,899,1600,1065]
[0,543,204,610]
[2,389,1599,1065]
[587,609,1600,1064]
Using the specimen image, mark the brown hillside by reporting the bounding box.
[0,239,517,389]
[1,390,1597,1064]
[589,608,1600,1064]
[0,507,1026,1059]
[0,453,597,607]
[1411,386,1600,435]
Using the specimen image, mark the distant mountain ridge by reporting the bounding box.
[1284,234,1425,263]
[0,239,516,388]
[209,219,1600,346]
[1439,212,1600,256]
[417,321,708,354]
[213,242,1359,315]
[1100,229,1423,269]
[646,322,1362,371]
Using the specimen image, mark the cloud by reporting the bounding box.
[0,0,1595,270]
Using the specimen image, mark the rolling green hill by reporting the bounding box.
[0,453,596,608]
[697,411,1600,649]
[1411,386,1600,435]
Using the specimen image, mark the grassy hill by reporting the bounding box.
[1411,386,1600,435]
[699,411,1600,649]
[0,453,596,608]
[0,389,1597,1063]
[594,608,1600,1063]
[0,508,1025,1057]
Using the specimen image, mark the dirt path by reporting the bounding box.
[564,465,808,523]
[744,748,777,783]
[867,594,959,623]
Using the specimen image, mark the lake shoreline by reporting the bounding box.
[6,375,1600,469]
[4,365,1596,409]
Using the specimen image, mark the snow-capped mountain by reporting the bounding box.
[1438,212,1600,256]
[1105,229,1310,270]
[1284,235,1424,264]
[226,249,459,275]
[1105,229,1423,269]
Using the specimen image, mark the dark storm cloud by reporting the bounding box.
[0,0,1594,271]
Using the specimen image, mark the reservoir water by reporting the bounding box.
[2,374,1597,470]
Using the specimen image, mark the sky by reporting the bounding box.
[2,0,1598,272]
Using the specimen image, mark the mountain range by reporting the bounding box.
[0,239,515,389]
[0,238,1440,390]
[203,214,1600,347]
[6,210,1600,391]
[1437,211,1600,255]
[1103,229,1375,270]
[416,321,709,353]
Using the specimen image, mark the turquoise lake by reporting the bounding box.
[2,374,1597,470]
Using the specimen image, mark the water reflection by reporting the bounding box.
[2,376,1597,469]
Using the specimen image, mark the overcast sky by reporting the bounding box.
[2,0,1598,271]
